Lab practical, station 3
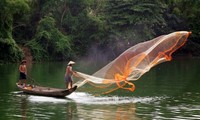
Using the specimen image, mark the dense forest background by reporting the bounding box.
[0,0,200,63]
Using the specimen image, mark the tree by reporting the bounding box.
[164,0,200,55]
[0,0,30,62]
[99,0,168,58]
[26,16,72,61]
[104,0,167,39]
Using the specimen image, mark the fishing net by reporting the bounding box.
[74,31,191,93]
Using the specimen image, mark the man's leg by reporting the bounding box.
[18,80,22,85]
[24,79,26,86]
[66,81,69,89]
[68,81,72,89]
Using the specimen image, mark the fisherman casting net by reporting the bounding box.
[74,31,191,94]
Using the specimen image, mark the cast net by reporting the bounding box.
[73,31,191,93]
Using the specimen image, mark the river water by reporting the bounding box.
[0,57,199,120]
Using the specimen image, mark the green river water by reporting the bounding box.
[0,57,199,120]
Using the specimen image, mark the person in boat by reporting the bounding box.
[65,61,76,89]
[18,60,27,86]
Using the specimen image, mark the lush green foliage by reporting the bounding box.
[0,0,200,63]
[26,16,72,61]
[104,0,166,38]
[164,0,200,55]
[0,0,30,62]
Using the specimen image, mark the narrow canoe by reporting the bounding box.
[16,83,77,98]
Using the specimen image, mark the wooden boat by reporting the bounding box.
[16,83,77,98]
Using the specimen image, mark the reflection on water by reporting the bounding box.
[75,103,138,120]
[65,103,78,120]
[13,92,166,120]
[20,97,27,120]
[2,88,200,120]
[14,91,200,120]
[14,93,78,120]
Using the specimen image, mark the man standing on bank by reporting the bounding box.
[65,61,76,89]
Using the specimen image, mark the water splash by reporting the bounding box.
[16,92,168,105]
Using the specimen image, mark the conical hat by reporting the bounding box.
[21,60,27,64]
[68,61,75,65]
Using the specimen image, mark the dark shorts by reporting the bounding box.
[65,75,72,83]
[19,72,26,80]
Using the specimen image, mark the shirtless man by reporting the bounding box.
[65,61,76,89]
[18,60,27,86]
